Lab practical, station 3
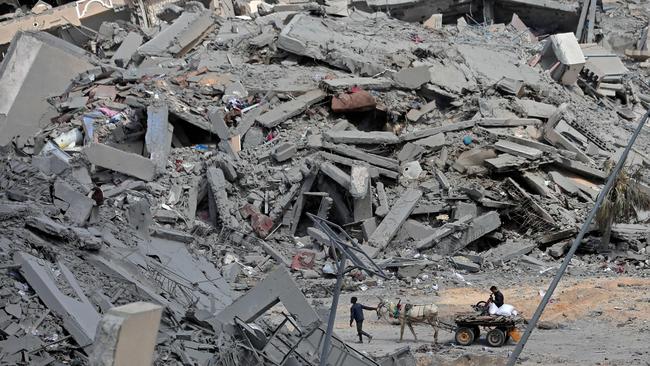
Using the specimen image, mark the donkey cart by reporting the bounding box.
[439,302,524,348]
[452,314,523,347]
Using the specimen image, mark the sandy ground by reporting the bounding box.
[322,275,650,365]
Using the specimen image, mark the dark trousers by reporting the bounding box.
[356,320,371,341]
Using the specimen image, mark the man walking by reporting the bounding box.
[350,297,375,343]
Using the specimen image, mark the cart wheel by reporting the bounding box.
[501,327,510,344]
[486,328,505,347]
[455,327,475,346]
[472,326,480,339]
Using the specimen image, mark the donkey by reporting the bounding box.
[376,298,439,343]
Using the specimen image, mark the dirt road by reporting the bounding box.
[324,275,650,365]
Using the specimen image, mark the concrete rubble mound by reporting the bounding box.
[0,0,649,364]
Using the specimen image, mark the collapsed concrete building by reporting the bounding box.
[0,0,649,364]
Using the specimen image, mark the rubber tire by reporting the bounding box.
[502,327,510,344]
[472,326,481,340]
[455,327,475,346]
[486,328,505,347]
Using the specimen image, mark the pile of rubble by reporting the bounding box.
[0,0,649,364]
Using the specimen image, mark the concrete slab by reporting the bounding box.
[256,90,326,128]
[320,162,351,189]
[325,131,400,145]
[521,171,551,196]
[84,143,156,182]
[428,212,501,255]
[145,104,173,173]
[0,32,94,146]
[272,143,297,162]
[322,142,399,170]
[392,66,430,89]
[369,188,422,253]
[322,77,394,91]
[483,240,537,264]
[494,140,543,159]
[549,171,580,194]
[111,32,143,68]
[138,10,214,57]
[414,133,446,150]
[54,180,94,225]
[16,252,100,347]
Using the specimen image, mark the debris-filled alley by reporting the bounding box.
[0,0,650,365]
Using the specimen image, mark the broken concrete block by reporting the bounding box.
[350,166,370,199]
[485,154,529,172]
[352,168,373,222]
[0,32,94,146]
[126,198,152,235]
[539,33,585,85]
[320,162,351,189]
[322,142,399,170]
[208,107,230,141]
[547,241,570,258]
[453,202,477,220]
[451,256,480,273]
[151,227,193,243]
[111,32,143,68]
[453,148,498,172]
[423,14,443,30]
[516,99,556,119]
[256,90,326,128]
[494,140,543,159]
[325,130,399,145]
[361,218,377,240]
[90,302,162,366]
[414,133,446,150]
[397,143,425,162]
[54,180,94,225]
[483,240,537,264]
[138,10,214,57]
[277,13,409,75]
[374,182,389,217]
[272,143,297,162]
[406,100,437,122]
[495,77,525,97]
[396,219,437,241]
[428,212,501,255]
[25,215,70,239]
[145,104,173,173]
[369,188,422,253]
[393,66,430,89]
[549,171,580,194]
[521,171,551,196]
[84,143,156,182]
[215,154,238,182]
[207,167,239,229]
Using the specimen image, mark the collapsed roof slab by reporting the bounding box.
[277,13,419,75]
[0,31,95,147]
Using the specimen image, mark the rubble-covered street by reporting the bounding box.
[0,0,650,364]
